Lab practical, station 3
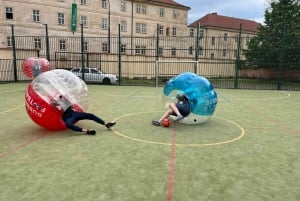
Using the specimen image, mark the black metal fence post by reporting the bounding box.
[80,23,85,81]
[155,24,160,87]
[44,24,50,61]
[118,24,121,85]
[194,23,200,73]
[234,23,242,89]
[11,24,18,82]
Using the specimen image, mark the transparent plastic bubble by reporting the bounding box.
[163,72,218,124]
[25,69,89,130]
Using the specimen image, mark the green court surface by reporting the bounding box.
[0,83,299,201]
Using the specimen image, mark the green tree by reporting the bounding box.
[244,0,300,68]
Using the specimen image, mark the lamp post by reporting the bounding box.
[108,0,111,53]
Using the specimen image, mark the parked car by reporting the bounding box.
[70,67,118,84]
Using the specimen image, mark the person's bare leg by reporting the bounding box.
[169,103,182,116]
[159,108,173,122]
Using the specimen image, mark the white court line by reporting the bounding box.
[0,105,24,115]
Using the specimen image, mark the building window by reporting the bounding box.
[158,47,163,56]
[234,49,238,58]
[171,48,176,56]
[199,46,203,56]
[172,27,176,36]
[101,18,108,30]
[235,34,239,43]
[80,16,88,27]
[222,49,227,57]
[135,46,146,54]
[224,33,228,41]
[159,26,164,35]
[7,37,12,47]
[84,41,88,52]
[102,0,107,8]
[188,47,193,55]
[136,4,146,14]
[58,13,65,25]
[120,21,127,32]
[159,8,165,17]
[80,0,86,5]
[120,2,126,12]
[136,23,147,34]
[102,43,108,52]
[189,29,194,37]
[199,29,204,39]
[59,40,66,51]
[166,27,170,36]
[33,10,40,22]
[121,44,126,53]
[210,53,214,59]
[212,37,215,46]
[173,10,178,19]
[34,38,41,49]
[6,7,13,20]
[246,36,251,43]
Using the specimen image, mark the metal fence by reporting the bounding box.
[0,24,299,90]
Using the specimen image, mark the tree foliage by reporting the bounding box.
[243,0,300,68]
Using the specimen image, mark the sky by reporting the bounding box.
[174,0,269,24]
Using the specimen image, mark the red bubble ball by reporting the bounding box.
[25,83,66,130]
[22,57,50,79]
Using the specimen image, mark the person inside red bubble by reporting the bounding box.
[33,60,41,78]
[152,93,190,126]
[50,95,116,135]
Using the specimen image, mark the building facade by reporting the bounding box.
[0,0,190,37]
[188,12,260,60]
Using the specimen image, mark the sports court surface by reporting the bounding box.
[0,83,299,201]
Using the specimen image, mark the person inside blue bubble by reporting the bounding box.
[152,93,190,126]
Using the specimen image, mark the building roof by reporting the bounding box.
[189,12,260,32]
[149,0,190,10]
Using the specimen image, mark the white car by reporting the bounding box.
[70,67,118,84]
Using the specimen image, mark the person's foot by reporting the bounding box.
[87,129,96,135]
[105,122,116,129]
[152,120,161,126]
[175,115,184,122]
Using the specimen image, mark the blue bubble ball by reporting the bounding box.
[163,72,218,124]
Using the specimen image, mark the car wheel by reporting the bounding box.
[103,78,111,85]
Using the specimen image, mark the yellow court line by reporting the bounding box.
[0,105,24,115]
[112,111,245,147]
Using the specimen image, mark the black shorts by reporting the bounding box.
[175,103,190,117]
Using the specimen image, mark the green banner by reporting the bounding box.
[71,3,77,32]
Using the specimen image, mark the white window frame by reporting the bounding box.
[101,18,108,30]
[7,36,12,47]
[34,38,42,49]
[120,20,127,32]
[33,10,40,22]
[102,43,108,52]
[59,40,66,51]
[102,0,107,8]
[120,1,126,12]
[80,16,88,27]
[159,8,165,17]
[6,7,13,20]
[58,13,65,25]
